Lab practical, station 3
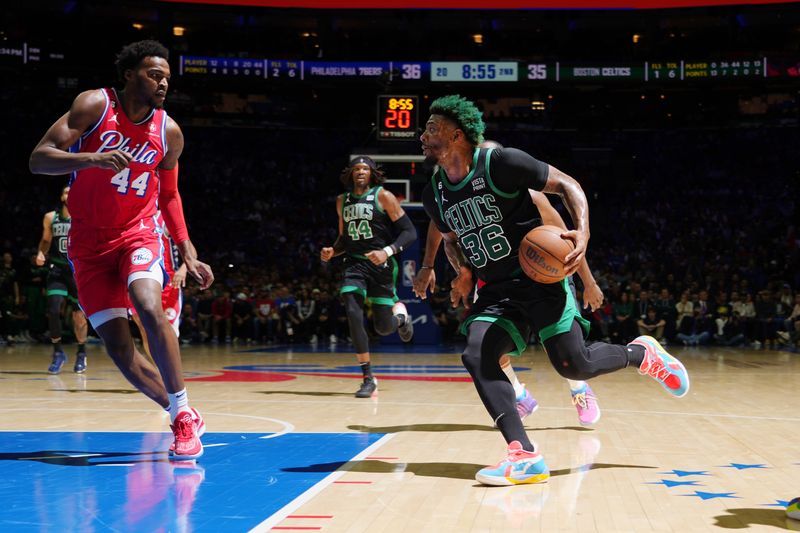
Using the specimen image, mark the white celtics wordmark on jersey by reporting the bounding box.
[443,193,511,269]
[443,194,502,237]
[344,203,374,241]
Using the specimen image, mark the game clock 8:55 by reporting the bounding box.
[431,62,518,82]
[377,95,419,140]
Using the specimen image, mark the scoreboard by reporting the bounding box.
[179,55,775,83]
[377,95,419,140]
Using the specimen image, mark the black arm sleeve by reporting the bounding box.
[421,183,451,233]
[489,147,549,192]
[390,214,417,253]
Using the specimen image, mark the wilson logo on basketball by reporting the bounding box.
[523,247,559,275]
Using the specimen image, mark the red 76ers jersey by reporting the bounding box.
[68,88,167,230]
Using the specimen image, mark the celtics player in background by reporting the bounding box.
[420,95,689,486]
[36,185,88,374]
[320,156,417,398]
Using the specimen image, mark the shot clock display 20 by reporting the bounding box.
[377,95,419,140]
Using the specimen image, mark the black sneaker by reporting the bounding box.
[74,352,87,374]
[397,313,414,343]
[355,377,378,398]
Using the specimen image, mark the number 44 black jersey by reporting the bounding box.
[422,147,550,284]
[340,185,395,258]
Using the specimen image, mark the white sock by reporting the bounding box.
[392,301,407,317]
[567,379,586,393]
[168,389,189,422]
[501,362,526,399]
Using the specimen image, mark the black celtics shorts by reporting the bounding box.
[46,263,79,304]
[340,256,399,306]
[461,276,589,355]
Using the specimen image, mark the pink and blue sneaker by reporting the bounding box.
[475,441,550,486]
[516,387,539,421]
[787,497,800,520]
[629,335,690,398]
[571,383,601,426]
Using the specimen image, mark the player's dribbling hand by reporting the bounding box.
[365,249,388,266]
[320,247,334,262]
[450,266,473,309]
[583,283,604,312]
[561,228,588,276]
[92,150,133,172]
[185,258,214,290]
[412,268,436,299]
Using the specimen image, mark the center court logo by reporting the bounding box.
[131,248,153,265]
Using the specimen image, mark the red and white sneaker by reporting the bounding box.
[630,335,690,398]
[169,407,205,453]
[169,410,203,461]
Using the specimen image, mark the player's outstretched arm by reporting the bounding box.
[36,211,55,266]
[441,231,472,309]
[321,195,346,262]
[160,118,213,290]
[540,165,590,275]
[412,221,443,299]
[529,190,602,310]
[30,90,133,175]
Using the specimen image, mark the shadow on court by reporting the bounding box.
[348,423,593,433]
[58,389,140,394]
[0,450,167,466]
[257,390,355,397]
[283,460,656,481]
[713,508,799,530]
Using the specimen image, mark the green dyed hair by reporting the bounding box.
[429,95,485,146]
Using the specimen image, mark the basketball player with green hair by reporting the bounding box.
[419,94,690,486]
[414,139,604,428]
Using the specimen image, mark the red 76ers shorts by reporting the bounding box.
[68,216,167,329]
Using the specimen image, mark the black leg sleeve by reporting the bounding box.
[543,320,638,381]
[372,304,398,337]
[462,321,535,452]
[344,293,370,353]
[47,294,64,339]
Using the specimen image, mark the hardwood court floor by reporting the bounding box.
[0,341,798,532]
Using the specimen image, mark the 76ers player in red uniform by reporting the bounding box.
[29,41,213,460]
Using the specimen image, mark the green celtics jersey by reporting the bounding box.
[422,147,550,284]
[49,209,71,266]
[340,186,394,258]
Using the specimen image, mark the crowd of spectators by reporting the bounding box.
[1,85,798,351]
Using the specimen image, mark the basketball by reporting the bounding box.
[518,225,574,284]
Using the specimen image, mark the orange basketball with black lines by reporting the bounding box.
[518,225,574,284]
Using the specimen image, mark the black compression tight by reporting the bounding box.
[343,293,399,353]
[542,320,643,380]
[47,294,64,339]
[462,321,534,452]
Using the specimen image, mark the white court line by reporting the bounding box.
[248,433,395,533]
[1,402,798,424]
[0,408,295,437]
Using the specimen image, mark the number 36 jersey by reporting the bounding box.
[422,147,550,285]
[68,88,167,231]
[340,186,394,258]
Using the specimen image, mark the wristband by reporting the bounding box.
[382,245,395,258]
[419,265,434,270]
